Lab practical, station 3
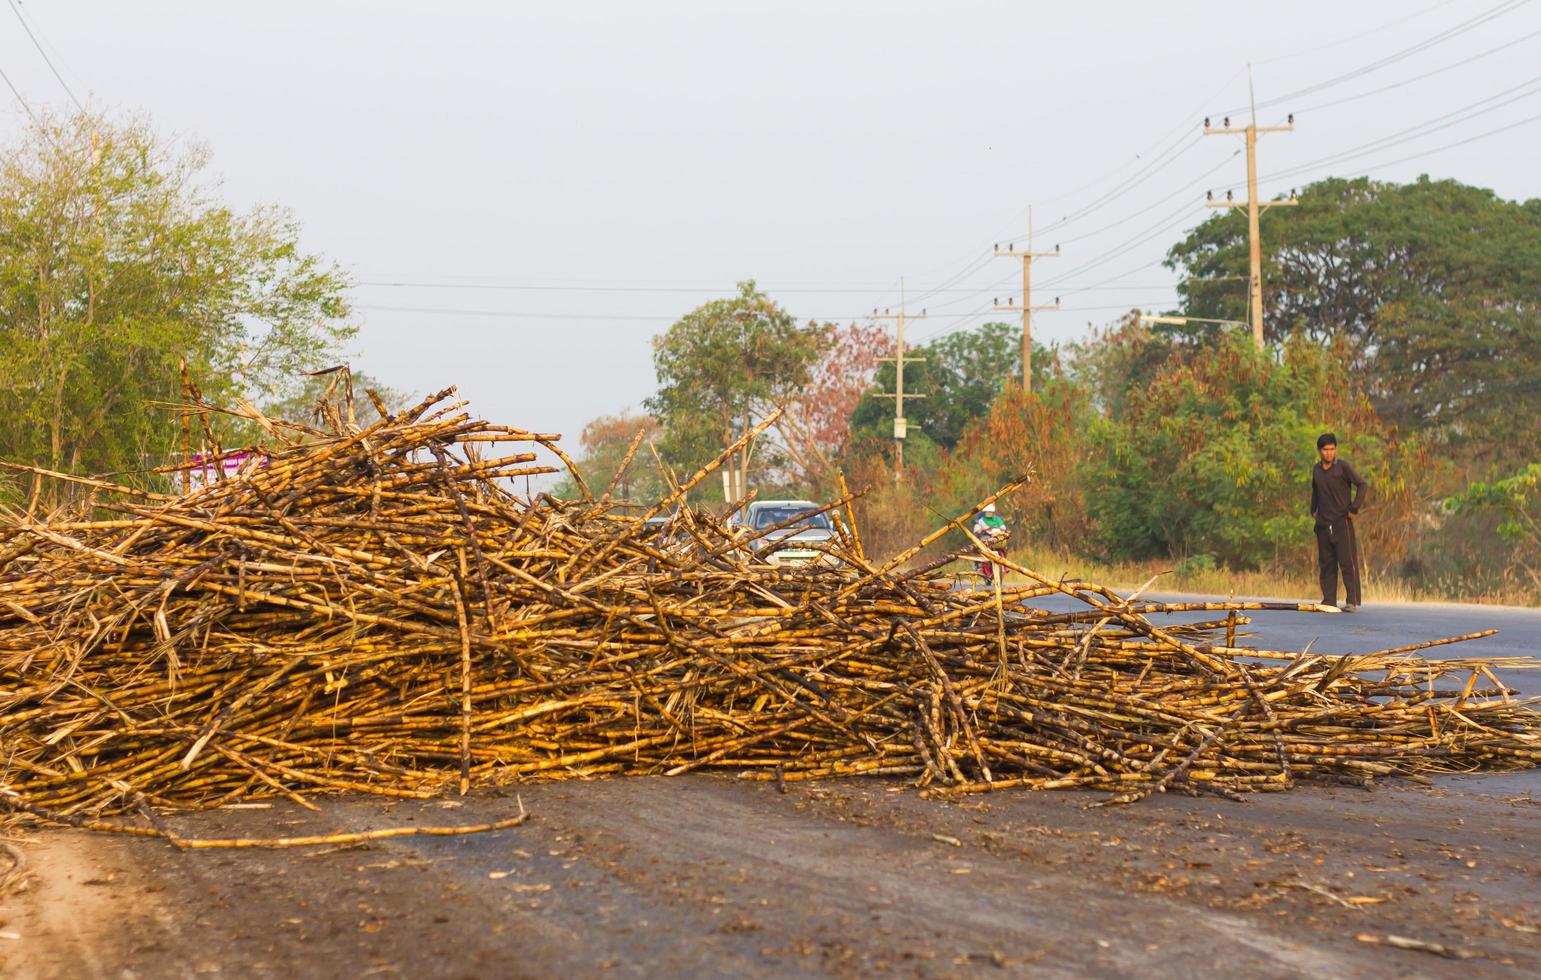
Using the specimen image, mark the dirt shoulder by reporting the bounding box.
[4,775,1538,979]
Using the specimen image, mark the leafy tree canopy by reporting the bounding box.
[552,412,668,503]
[851,322,1057,453]
[1167,176,1541,459]
[1083,333,1423,569]
[0,112,352,505]
[645,281,825,495]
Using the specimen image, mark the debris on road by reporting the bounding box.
[1,385,1538,840]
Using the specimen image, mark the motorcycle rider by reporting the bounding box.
[971,503,1010,584]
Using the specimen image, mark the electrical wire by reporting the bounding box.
[354,278,1188,296]
[851,67,1251,319]
[1198,72,1541,194]
[1253,0,1465,66]
[1318,105,1541,181]
[1223,0,1534,114]
[903,9,1541,347]
[6,0,84,113]
[358,302,1176,324]
[0,60,49,134]
[1018,9,1541,314]
[358,280,1042,295]
[1296,24,1541,115]
[874,65,1541,333]
[388,5,1541,352]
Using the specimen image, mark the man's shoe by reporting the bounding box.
[1343,604,1359,613]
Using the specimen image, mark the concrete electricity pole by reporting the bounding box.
[993,207,1059,392]
[873,279,926,478]
[1203,66,1295,348]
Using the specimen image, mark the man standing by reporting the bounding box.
[1310,433,1369,612]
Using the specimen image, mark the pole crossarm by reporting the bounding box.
[1201,67,1295,349]
[1203,124,1294,136]
[1206,199,1298,209]
[993,206,1058,394]
[871,281,926,477]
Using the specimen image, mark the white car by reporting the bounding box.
[734,499,839,567]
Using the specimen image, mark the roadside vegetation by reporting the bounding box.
[0,112,354,509]
[0,112,1535,603]
[563,177,1541,605]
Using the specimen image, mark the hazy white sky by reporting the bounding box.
[4,0,1540,455]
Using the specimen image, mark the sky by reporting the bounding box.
[3,0,1540,467]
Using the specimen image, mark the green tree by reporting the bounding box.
[645,282,825,500]
[849,322,1050,455]
[1166,176,1541,460]
[0,113,351,506]
[1445,463,1541,595]
[957,376,1096,552]
[552,411,667,503]
[1083,333,1423,571]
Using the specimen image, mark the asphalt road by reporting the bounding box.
[12,774,1539,979]
[1025,591,1541,698]
[1025,590,1541,797]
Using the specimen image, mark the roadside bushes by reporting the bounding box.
[955,375,1095,553]
[836,325,1428,586]
[1082,332,1425,572]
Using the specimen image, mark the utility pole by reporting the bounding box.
[993,206,1059,393]
[1203,66,1295,348]
[872,279,926,478]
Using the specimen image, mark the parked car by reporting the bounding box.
[734,499,839,567]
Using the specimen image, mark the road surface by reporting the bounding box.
[3,597,1538,979]
[1031,591,1541,698]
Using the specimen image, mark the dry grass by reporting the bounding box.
[999,545,1530,607]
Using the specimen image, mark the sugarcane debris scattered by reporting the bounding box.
[1,385,1538,843]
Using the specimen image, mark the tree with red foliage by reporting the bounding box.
[778,321,893,494]
[958,377,1094,552]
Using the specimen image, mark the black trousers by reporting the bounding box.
[1315,519,1361,607]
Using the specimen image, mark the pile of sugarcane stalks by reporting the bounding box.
[1,387,1538,835]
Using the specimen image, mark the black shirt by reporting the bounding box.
[1310,459,1368,529]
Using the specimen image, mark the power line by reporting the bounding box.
[1253,0,1464,66]
[356,302,1175,324]
[989,5,1541,333]
[1030,66,1249,215]
[1028,135,1203,241]
[355,280,1024,295]
[6,0,84,113]
[1191,72,1541,200]
[1296,24,1541,115]
[0,59,48,134]
[827,46,1340,327]
[1053,148,1241,248]
[1225,0,1534,114]
[900,142,1247,321]
[1017,0,1523,269]
[1040,200,1204,288]
[845,67,1250,323]
[1325,105,1541,181]
[861,58,1541,336]
[1261,73,1541,184]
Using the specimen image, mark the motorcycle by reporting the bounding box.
[973,527,1011,585]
